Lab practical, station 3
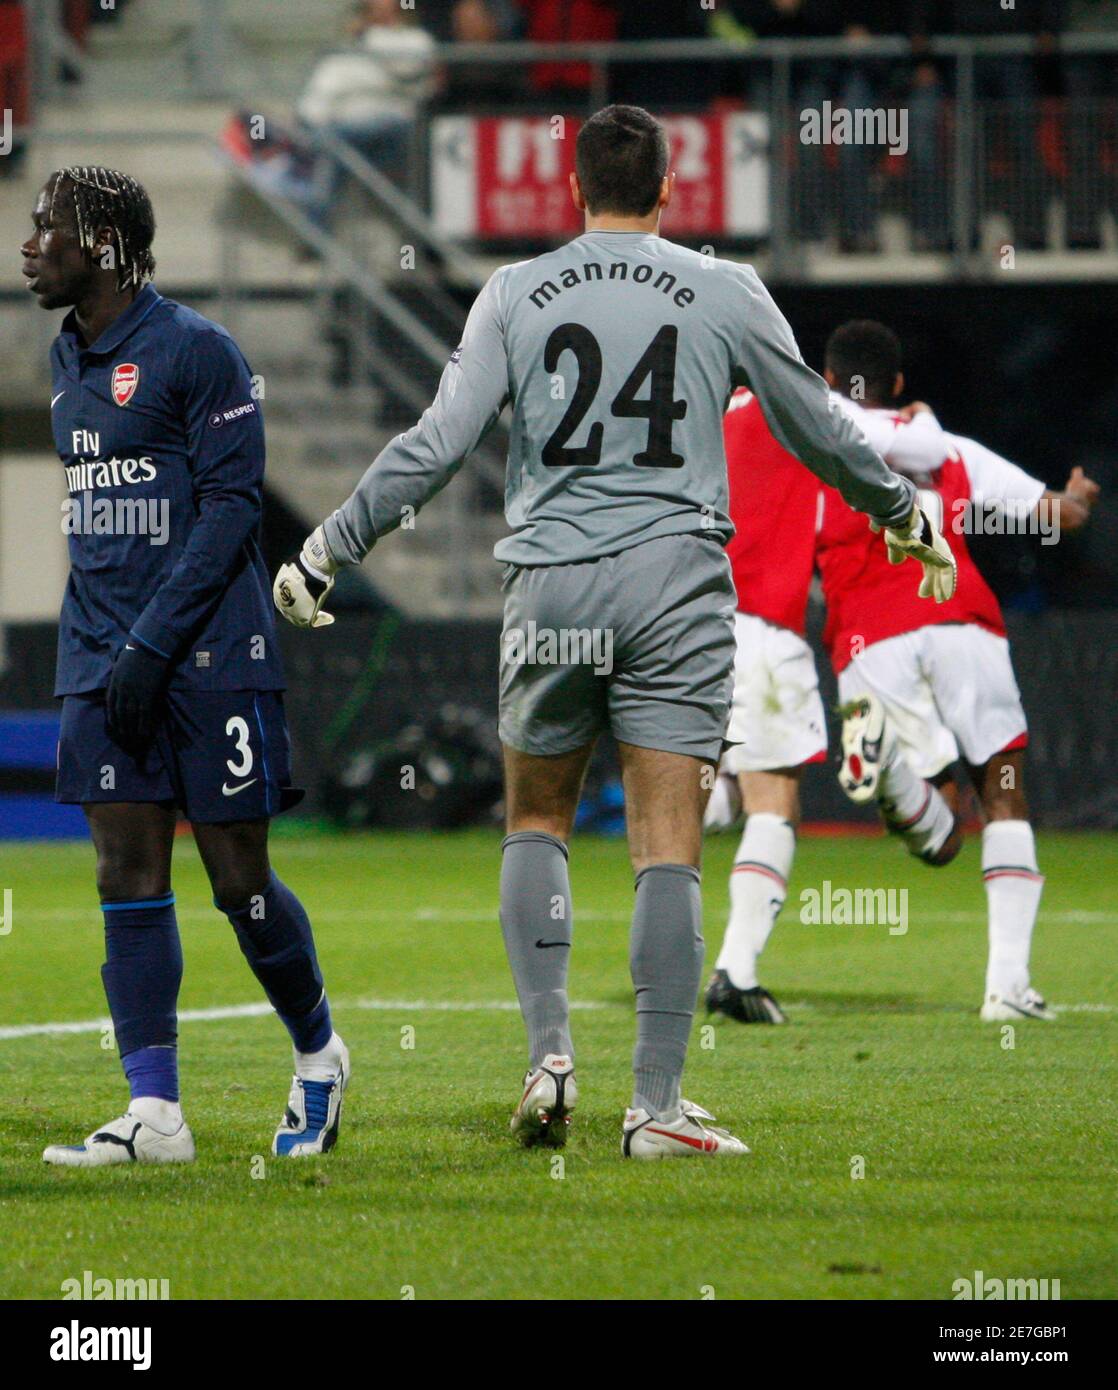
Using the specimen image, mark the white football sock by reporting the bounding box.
[295,1030,345,1082]
[130,1096,184,1134]
[877,741,955,860]
[982,820,1044,1000]
[703,772,742,833]
[715,813,795,990]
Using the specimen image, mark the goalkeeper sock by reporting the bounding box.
[500,831,573,1068]
[630,864,704,1119]
[877,744,955,861]
[715,814,794,989]
[982,820,1044,1000]
[100,894,182,1102]
[223,873,333,1054]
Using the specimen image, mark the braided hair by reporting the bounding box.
[49,166,156,291]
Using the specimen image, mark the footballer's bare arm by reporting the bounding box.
[1038,467,1100,533]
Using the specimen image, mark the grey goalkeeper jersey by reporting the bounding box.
[322,230,915,569]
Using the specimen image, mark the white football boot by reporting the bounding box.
[273,1032,350,1156]
[980,987,1056,1022]
[703,771,743,833]
[837,694,889,804]
[622,1099,750,1159]
[43,1109,195,1167]
[510,1054,577,1148]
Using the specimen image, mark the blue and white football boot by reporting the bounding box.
[273,1032,350,1157]
[43,1105,195,1166]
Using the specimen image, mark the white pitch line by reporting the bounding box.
[2,995,1111,1042]
[10,907,1118,926]
[0,996,607,1042]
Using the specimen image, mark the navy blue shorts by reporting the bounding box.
[56,689,304,824]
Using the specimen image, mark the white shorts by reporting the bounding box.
[723,612,828,775]
[837,624,1028,779]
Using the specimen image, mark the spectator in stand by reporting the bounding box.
[907,0,1067,251]
[610,1,714,111]
[831,3,908,254]
[727,1,843,241]
[519,0,617,107]
[438,0,525,109]
[1062,0,1118,248]
[296,0,437,222]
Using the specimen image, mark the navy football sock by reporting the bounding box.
[100,894,182,1102]
[122,1046,180,1104]
[222,872,333,1053]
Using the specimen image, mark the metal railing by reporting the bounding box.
[23,22,1118,276]
[411,33,1118,274]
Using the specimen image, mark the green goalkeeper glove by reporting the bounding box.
[873,504,957,604]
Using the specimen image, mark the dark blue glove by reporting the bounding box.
[106,642,170,755]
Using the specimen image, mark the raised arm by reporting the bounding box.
[952,433,1099,535]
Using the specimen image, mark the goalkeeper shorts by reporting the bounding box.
[498,532,736,763]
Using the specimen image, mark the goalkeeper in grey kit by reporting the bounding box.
[275,105,953,1159]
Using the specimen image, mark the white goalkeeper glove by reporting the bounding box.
[872,504,957,603]
[273,526,338,628]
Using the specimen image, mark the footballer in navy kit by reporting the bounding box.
[22,167,348,1165]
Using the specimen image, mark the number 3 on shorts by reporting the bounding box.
[225,715,254,781]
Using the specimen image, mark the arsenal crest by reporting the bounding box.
[111,362,139,407]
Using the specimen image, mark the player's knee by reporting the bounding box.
[505,812,572,844]
[921,823,963,868]
[629,841,702,876]
[208,867,270,914]
[95,854,169,905]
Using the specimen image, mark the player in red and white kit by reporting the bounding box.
[703,385,952,1024]
[820,321,1099,1021]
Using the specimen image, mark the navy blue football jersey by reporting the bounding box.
[49,285,285,696]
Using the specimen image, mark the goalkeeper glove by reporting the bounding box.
[873,504,957,603]
[273,526,337,629]
[106,641,170,754]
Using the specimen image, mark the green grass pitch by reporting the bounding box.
[1,827,1115,1301]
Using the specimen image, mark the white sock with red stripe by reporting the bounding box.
[715,813,795,990]
[877,745,955,861]
[982,820,1044,1000]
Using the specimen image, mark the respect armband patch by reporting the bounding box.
[208,401,258,428]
